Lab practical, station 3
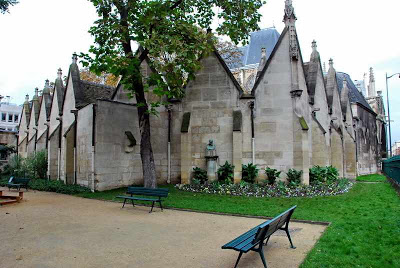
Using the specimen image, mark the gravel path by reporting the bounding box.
[0,188,326,268]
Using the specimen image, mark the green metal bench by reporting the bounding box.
[116,187,169,213]
[7,177,30,191]
[222,206,297,268]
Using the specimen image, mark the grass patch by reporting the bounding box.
[76,177,400,267]
[356,174,387,182]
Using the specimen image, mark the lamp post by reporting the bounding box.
[386,72,400,157]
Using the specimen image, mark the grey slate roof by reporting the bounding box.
[336,72,374,113]
[239,28,280,66]
[78,80,114,108]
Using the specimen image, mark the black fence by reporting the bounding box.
[382,156,400,185]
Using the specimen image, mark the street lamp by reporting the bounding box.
[386,72,400,157]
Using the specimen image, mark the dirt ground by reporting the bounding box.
[0,188,327,268]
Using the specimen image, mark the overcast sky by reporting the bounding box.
[1,0,399,146]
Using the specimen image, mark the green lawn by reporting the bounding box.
[76,174,400,267]
[356,174,387,182]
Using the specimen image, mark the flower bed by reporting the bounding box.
[176,179,353,198]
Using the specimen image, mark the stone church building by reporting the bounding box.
[18,0,386,191]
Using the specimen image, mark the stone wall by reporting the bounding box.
[181,52,240,184]
[76,104,93,188]
[60,75,76,183]
[48,127,59,180]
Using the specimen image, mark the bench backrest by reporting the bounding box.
[264,206,297,238]
[11,177,30,184]
[127,187,169,197]
[251,223,270,245]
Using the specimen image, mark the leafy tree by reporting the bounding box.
[80,68,119,87]
[0,0,18,14]
[81,0,264,188]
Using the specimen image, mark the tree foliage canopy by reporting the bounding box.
[82,0,264,112]
[0,0,18,14]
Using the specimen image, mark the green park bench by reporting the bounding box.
[116,187,169,213]
[7,177,30,191]
[222,206,297,268]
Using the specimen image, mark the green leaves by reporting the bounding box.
[83,0,264,113]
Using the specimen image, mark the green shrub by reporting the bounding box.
[217,161,234,184]
[242,163,259,183]
[25,150,48,179]
[192,167,208,184]
[309,165,327,184]
[2,154,26,177]
[326,165,339,182]
[29,179,91,194]
[309,165,339,185]
[286,168,302,186]
[265,167,281,185]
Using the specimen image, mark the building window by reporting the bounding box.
[8,114,13,122]
[1,113,6,121]
[14,114,19,122]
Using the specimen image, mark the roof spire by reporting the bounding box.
[57,68,62,79]
[329,58,333,68]
[257,47,267,74]
[25,94,29,102]
[283,0,297,25]
[368,67,376,97]
[34,87,39,97]
[72,52,78,64]
[43,79,50,94]
[312,40,317,52]
[369,67,375,82]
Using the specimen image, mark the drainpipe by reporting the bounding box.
[91,104,96,192]
[33,126,38,154]
[71,110,78,185]
[57,117,62,181]
[45,122,50,180]
[167,106,172,184]
[249,101,255,163]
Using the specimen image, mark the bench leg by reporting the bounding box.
[258,245,268,268]
[285,229,296,249]
[159,200,163,211]
[149,201,155,213]
[234,252,243,268]
[122,199,127,208]
[131,199,135,207]
[264,236,271,246]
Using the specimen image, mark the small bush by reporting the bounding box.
[29,179,91,194]
[242,163,259,183]
[326,166,339,183]
[3,155,25,177]
[192,167,208,184]
[309,165,339,185]
[25,150,48,179]
[217,161,234,184]
[265,167,281,185]
[286,168,302,187]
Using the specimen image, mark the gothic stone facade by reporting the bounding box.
[17,0,385,190]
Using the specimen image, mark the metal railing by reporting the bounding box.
[382,156,400,184]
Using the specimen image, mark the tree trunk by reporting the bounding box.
[137,104,157,188]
